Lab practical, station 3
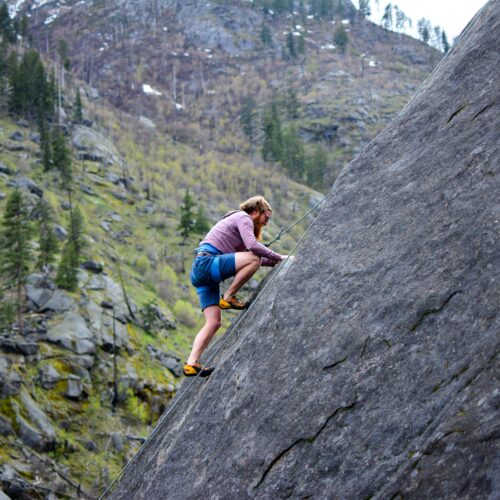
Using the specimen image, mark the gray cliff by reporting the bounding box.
[110,1,499,498]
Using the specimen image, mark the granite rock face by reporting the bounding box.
[111,2,499,499]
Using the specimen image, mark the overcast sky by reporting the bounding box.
[364,0,489,41]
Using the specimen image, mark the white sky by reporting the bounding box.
[364,0,489,41]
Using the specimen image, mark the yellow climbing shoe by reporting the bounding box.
[183,362,214,378]
[219,295,248,310]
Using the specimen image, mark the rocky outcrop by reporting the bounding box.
[111,2,499,498]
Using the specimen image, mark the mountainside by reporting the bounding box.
[110,0,499,498]
[17,0,440,188]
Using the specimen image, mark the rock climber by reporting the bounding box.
[183,196,286,377]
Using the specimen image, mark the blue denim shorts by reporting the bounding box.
[190,244,237,310]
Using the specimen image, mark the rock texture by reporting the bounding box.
[112,2,500,498]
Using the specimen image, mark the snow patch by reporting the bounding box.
[369,60,376,67]
[321,44,336,50]
[142,84,162,96]
[342,19,350,24]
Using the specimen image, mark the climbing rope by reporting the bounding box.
[98,192,330,499]
[265,193,328,247]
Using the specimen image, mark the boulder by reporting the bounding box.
[12,392,56,452]
[65,375,84,400]
[7,178,43,198]
[9,131,23,142]
[110,3,500,499]
[54,225,68,241]
[39,364,62,390]
[0,415,13,436]
[26,285,74,313]
[46,312,96,355]
[0,337,39,357]
[82,260,104,274]
[0,358,22,397]
[0,164,14,176]
[71,125,121,166]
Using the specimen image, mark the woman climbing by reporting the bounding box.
[184,196,286,377]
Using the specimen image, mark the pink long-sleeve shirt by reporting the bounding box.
[202,211,282,267]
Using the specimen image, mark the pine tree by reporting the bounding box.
[334,24,348,54]
[177,190,196,244]
[73,89,83,123]
[286,87,299,119]
[286,32,297,59]
[306,145,328,190]
[358,0,371,19]
[261,101,282,162]
[194,204,210,236]
[417,18,431,43]
[56,241,79,291]
[0,189,34,334]
[381,3,393,30]
[40,121,52,171]
[441,30,450,53]
[52,128,73,191]
[35,199,59,269]
[260,23,272,45]
[56,205,84,291]
[240,96,257,143]
[281,125,306,181]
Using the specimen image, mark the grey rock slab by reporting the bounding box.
[54,224,68,241]
[65,375,83,400]
[39,364,62,390]
[38,290,75,313]
[0,415,13,436]
[7,178,43,197]
[19,389,56,442]
[71,125,121,165]
[46,312,96,354]
[111,3,500,499]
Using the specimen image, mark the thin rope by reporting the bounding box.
[265,193,328,247]
[98,193,329,499]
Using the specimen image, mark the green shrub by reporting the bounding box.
[173,300,197,328]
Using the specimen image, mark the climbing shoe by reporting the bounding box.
[219,295,249,310]
[183,362,214,378]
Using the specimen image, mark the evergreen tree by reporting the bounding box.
[56,241,79,291]
[0,3,15,43]
[334,23,349,54]
[261,101,282,162]
[394,6,409,32]
[281,125,306,181]
[306,145,328,190]
[193,205,210,236]
[35,199,59,269]
[177,190,196,244]
[381,3,393,30]
[39,120,52,171]
[260,23,272,45]
[58,39,71,71]
[441,30,450,53]
[286,32,297,59]
[73,89,83,123]
[417,18,431,43]
[68,205,85,258]
[286,87,299,119]
[0,189,34,333]
[8,50,53,119]
[240,96,257,143]
[297,33,306,56]
[52,128,73,191]
[56,206,84,291]
[358,0,371,19]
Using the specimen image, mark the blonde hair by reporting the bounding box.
[239,196,272,241]
[240,196,272,215]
